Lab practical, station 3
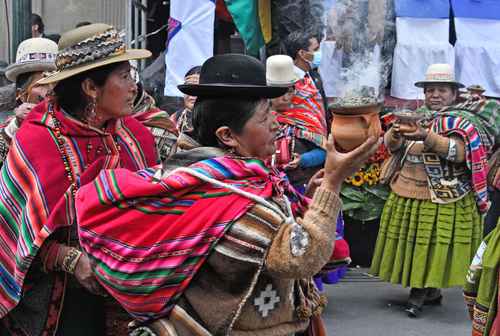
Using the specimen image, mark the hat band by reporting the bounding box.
[17,52,57,64]
[55,28,126,71]
[425,72,455,81]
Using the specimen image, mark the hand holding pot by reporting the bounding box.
[321,134,381,194]
[401,122,428,141]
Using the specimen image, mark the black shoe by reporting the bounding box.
[405,304,421,318]
[424,295,443,306]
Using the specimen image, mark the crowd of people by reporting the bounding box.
[0,19,497,336]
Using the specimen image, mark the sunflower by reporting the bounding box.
[351,172,364,186]
[364,173,377,186]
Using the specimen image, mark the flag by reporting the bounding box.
[164,0,215,97]
[224,0,271,56]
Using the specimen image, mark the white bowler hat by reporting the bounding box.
[415,63,464,88]
[5,37,58,82]
[266,55,300,87]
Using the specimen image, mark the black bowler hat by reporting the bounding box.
[178,54,287,98]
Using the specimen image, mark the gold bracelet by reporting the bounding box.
[61,248,82,274]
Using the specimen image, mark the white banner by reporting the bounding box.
[164,0,215,97]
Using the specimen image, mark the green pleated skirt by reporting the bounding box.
[370,192,483,289]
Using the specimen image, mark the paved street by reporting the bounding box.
[323,268,471,336]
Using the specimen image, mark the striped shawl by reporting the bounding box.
[76,152,307,322]
[0,100,157,316]
[276,76,328,149]
[429,108,493,213]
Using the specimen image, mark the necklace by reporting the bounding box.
[48,104,78,197]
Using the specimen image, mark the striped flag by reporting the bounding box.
[164,0,215,97]
[224,0,271,56]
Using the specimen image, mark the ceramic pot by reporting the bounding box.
[331,105,382,151]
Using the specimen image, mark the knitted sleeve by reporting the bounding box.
[424,131,466,163]
[265,187,341,278]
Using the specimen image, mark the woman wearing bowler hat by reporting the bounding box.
[75,53,380,335]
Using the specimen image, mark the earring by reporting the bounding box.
[85,97,97,123]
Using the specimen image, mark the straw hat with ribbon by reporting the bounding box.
[5,37,58,82]
[414,63,465,88]
[38,23,151,85]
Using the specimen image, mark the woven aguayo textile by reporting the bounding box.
[0,100,157,318]
[133,91,179,161]
[464,224,500,336]
[370,192,483,289]
[429,111,491,213]
[276,75,328,149]
[415,104,493,214]
[76,152,307,322]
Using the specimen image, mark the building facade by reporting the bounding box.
[1,0,148,64]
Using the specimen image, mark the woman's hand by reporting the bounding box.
[74,253,107,297]
[14,103,35,126]
[322,134,381,194]
[400,122,428,141]
[391,120,402,139]
[305,169,324,197]
[285,153,301,170]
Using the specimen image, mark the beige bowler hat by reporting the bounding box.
[415,63,464,88]
[266,55,300,87]
[5,37,58,82]
[38,23,151,85]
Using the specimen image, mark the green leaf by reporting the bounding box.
[340,184,365,202]
[346,193,385,221]
[342,200,364,211]
[362,184,390,200]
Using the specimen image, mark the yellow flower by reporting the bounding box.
[363,171,379,185]
[351,172,364,186]
[345,176,353,183]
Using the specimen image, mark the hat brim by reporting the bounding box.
[415,80,465,89]
[37,49,151,85]
[178,83,288,98]
[5,62,56,82]
[266,77,300,88]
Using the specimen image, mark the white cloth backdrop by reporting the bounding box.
[319,41,343,97]
[391,17,454,100]
[164,0,215,97]
[455,18,500,98]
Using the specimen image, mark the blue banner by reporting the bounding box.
[451,0,500,20]
[395,0,450,18]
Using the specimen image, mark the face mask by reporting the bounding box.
[312,51,321,69]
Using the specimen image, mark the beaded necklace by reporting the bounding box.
[48,104,122,195]
[48,103,78,197]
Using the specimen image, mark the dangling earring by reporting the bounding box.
[85,97,97,123]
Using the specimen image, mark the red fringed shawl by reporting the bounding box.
[76,155,307,321]
[276,75,328,149]
[0,100,157,316]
